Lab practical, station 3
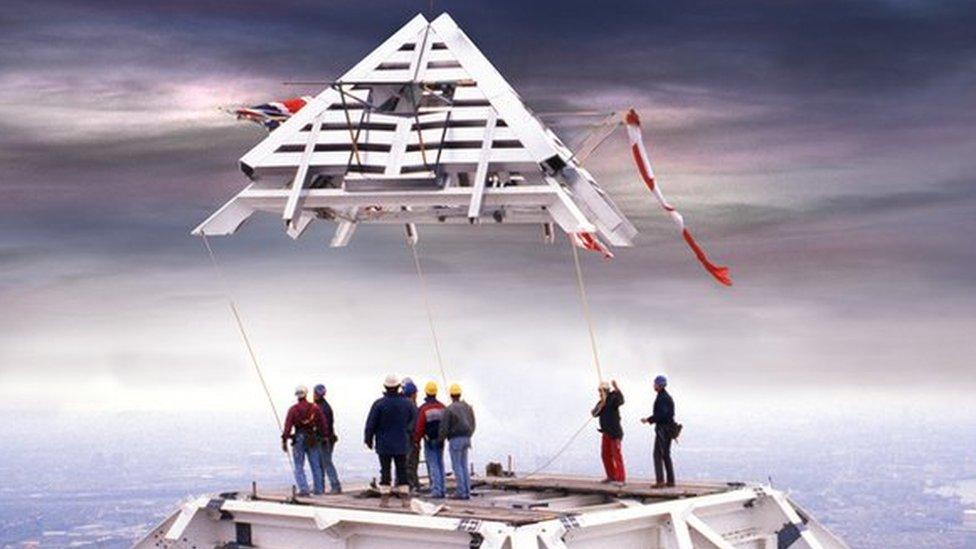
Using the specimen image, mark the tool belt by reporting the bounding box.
[294,426,322,447]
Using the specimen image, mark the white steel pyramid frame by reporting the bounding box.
[193,13,637,248]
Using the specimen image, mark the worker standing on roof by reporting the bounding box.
[414,381,446,498]
[364,374,415,503]
[438,383,476,500]
[281,385,328,496]
[641,375,676,487]
[401,378,422,492]
[312,384,342,494]
[592,380,626,485]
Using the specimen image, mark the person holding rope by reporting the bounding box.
[281,385,329,496]
[592,379,626,485]
[641,375,677,488]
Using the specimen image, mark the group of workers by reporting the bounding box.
[281,372,678,499]
[592,374,677,488]
[281,375,475,499]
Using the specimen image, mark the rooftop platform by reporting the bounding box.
[137,473,848,548]
[248,474,746,526]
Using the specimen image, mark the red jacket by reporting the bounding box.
[282,400,329,440]
[413,397,445,444]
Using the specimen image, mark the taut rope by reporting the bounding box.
[525,237,607,478]
[409,241,449,388]
[200,234,294,476]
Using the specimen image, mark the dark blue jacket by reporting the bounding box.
[646,389,675,431]
[364,392,416,455]
[315,397,337,443]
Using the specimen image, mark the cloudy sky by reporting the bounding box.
[1,0,974,426]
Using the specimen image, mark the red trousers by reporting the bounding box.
[601,434,626,482]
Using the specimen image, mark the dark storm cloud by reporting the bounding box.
[1,0,975,403]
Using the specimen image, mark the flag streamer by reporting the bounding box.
[624,109,732,286]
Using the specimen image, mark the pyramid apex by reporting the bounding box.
[431,12,455,24]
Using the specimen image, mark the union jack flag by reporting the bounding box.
[234,97,309,130]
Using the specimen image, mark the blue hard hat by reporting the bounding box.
[403,381,418,396]
[313,384,326,396]
[654,375,668,387]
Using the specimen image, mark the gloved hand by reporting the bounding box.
[365,440,373,450]
[281,440,288,453]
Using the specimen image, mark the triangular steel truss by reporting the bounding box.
[193,13,637,247]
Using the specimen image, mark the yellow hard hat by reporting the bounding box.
[425,381,438,396]
[449,383,462,396]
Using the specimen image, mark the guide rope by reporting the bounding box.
[525,237,607,478]
[524,416,594,478]
[200,234,295,476]
[570,236,604,383]
[409,241,449,388]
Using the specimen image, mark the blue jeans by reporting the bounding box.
[448,436,471,498]
[319,440,342,492]
[292,432,324,494]
[424,439,445,497]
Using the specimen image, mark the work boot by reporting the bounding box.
[379,485,390,508]
[651,482,666,489]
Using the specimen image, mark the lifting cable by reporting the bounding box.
[526,237,607,478]
[570,237,604,383]
[200,234,295,476]
[409,241,449,388]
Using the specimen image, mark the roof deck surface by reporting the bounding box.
[246,474,744,526]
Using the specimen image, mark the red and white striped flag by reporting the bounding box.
[624,109,732,286]
[571,232,614,259]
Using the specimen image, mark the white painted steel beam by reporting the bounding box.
[284,112,325,228]
[686,513,736,549]
[468,111,497,219]
[330,208,359,247]
[770,492,827,549]
[669,511,695,549]
[235,186,561,210]
[191,189,256,236]
[286,211,315,240]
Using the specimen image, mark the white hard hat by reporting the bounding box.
[294,385,308,396]
[383,374,401,389]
